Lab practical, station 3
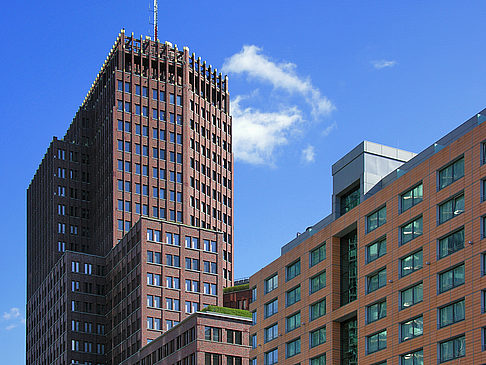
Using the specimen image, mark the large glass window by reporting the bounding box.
[286,286,301,307]
[367,300,386,323]
[401,250,423,277]
[367,268,386,293]
[310,243,326,267]
[310,271,326,294]
[400,349,423,365]
[367,206,386,232]
[367,237,386,263]
[438,158,464,190]
[310,326,326,348]
[401,216,423,244]
[401,183,423,213]
[310,298,326,321]
[264,348,278,365]
[439,335,465,363]
[286,312,300,332]
[310,354,326,365]
[367,330,386,354]
[439,299,465,328]
[438,194,464,224]
[438,264,465,293]
[438,228,464,259]
[401,282,423,309]
[264,323,278,343]
[286,337,301,358]
[264,299,278,318]
[264,274,278,294]
[286,260,301,281]
[400,316,423,342]
[340,186,360,215]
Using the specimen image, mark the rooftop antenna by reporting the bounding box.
[153,0,158,41]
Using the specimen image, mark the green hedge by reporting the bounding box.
[201,305,252,318]
[223,283,250,294]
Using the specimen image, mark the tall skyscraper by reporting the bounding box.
[27,30,234,365]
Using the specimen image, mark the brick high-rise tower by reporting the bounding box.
[27,30,234,365]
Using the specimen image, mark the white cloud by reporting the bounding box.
[3,308,20,321]
[232,96,303,165]
[372,59,397,69]
[322,121,337,137]
[223,45,334,117]
[301,145,315,163]
[5,324,17,331]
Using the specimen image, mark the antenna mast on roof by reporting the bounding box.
[153,0,158,41]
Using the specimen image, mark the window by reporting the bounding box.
[438,264,465,293]
[439,335,465,363]
[204,326,221,342]
[310,326,326,348]
[400,349,423,365]
[438,228,464,259]
[310,243,326,267]
[310,355,326,365]
[265,323,278,343]
[286,312,300,332]
[264,348,278,365]
[400,316,423,342]
[367,299,386,323]
[286,260,301,281]
[401,282,423,309]
[286,337,300,358]
[310,298,326,321]
[401,216,423,244]
[340,186,360,215]
[367,330,386,354]
[439,299,465,328]
[265,273,278,294]
[438,194,464,224]
[286,286,301,307]
[251,334,257,349]
[264,299,278,318]
[438,157,464,190]
[251,287,257,303]
[367,206,386,232]
[310,271,326,294]
[367,268,386,293]
[401,183,423,212]
[252,311,257,325]
[401,250,423,277]
[367,237,386,263]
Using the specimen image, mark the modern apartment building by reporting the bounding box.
[26,30,234,365]
[248,111,486,364]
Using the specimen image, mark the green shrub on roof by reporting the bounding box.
[201,305,252,318]
[222,283,250,293]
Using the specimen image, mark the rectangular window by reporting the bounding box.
[439,335,465,363]
[310,298,326,321]
[286,312,300,332]
[310,355,326,365]
[401,282,423,309]
[264,273,278,294]
[401,216,423,244]
[310,271,326,294]
[367,206,386,232]
[367,299,386,324]
[400,349,423,365]
[438,157,465,190]
[438,228,464,259]
[438,194,464,224]
[366,237,386,263]
[438,264,465,293]
[400,316,423,342]
[264,348,278,365]
[401,250,423,277]
[286,337,301,358]
[310,242,326,267]
[264,298,278,318]
[401,183,423,213]
[264,323,278,343]
[439,299,465,328]
[367,329,387,354]
[367,268,386,293]
[310,326,326,348]
[286,286,301,307]
[340,186,360,215]
[286,260,301,281]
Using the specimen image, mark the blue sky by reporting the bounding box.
[2,1,486,362]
